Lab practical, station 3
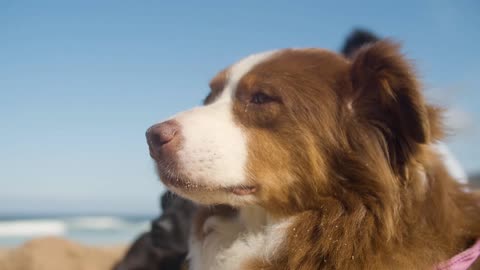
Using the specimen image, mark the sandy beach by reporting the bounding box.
[0,249,6,259]
[0,237,126,270]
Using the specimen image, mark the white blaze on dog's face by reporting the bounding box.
[176,51,278,191]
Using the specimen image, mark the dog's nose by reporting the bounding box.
[146,120,180,156]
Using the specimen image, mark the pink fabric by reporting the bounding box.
[435,239,480,270]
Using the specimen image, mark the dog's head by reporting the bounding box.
[147,41,437,215]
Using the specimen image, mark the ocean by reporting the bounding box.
[0,214,152,247]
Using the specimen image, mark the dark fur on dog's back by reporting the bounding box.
[113,192,196,270]
[113,232,186,270]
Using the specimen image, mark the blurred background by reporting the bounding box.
[0,0,479,248]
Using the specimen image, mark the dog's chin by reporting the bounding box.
[157,173,257,206]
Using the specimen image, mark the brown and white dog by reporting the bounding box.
[146,39,480,269]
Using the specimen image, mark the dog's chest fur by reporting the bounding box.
[188,206,292,270]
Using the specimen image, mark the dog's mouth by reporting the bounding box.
[227,185,257,195]
[158,171,256,196]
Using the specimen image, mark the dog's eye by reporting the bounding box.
[250,92,275,105]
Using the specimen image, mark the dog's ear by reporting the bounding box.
[341,28,380,58]
[349,40,430,167]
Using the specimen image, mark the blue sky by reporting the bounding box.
[1,1,479,215]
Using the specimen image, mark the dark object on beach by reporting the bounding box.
[341,28,379,58]
[113,191,196,270]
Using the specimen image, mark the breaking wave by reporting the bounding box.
[0,216,148,238]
